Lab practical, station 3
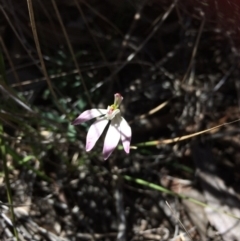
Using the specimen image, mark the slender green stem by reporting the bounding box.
[0,50,19,240]
[0,125,19,240]
[124,175,240,219]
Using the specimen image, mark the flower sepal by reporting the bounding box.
[72,93,131,160]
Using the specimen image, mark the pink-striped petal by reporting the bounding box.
[120,117,131,154]
[86,118,109,151]
[103,116,121,160]
[72,109,107,125]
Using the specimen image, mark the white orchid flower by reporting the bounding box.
[72,93,132,160]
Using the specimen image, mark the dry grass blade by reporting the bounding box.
[26,0,63,112]
[0,86,33,113]
[0,36,20,87]
[139,100,169,119]
[90,0,179,92]
[116,0,147,60]
[74,0,119,92]
[10,61,148,88]
[0,61,33,114]
[136,119,240,147]
[82,0,123,36]
[166,201,193,241]
[181,12,205,83]
[0,5,40,70]
[129,100,169,124]
[160,119,240,144]
[51,0,92,107]
[74,0,107,64]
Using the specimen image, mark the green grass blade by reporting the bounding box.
[123,175,240,219]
